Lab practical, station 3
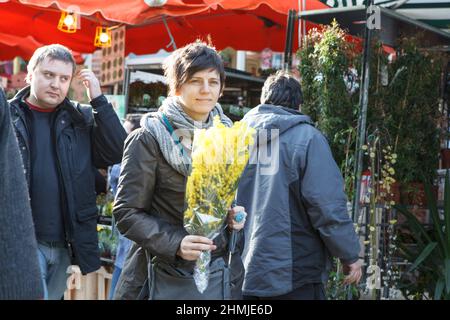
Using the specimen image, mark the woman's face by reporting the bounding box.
[176,68,221,122]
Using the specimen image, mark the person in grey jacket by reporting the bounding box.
[236,71,362,300]
[0,88,44,299]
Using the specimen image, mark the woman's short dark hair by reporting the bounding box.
[260,70,303,110]
[125,114,141,131]
[163,41,225,96]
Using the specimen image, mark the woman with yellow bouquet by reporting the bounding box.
[112,41,249,300]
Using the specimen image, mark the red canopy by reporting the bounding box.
[0,0,329,58]
[125,0,328,53]
[1,0,206,24]
[127,5,304,54]
[0,31,84,62]
[0,32,44,60]
[2,1,327,24]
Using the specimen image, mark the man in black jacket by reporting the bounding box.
[0,88,44,300]
[9,44,127,299]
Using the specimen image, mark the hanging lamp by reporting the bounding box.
[57,11,78,33]
[94,27,112,48]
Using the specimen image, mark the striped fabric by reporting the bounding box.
[319,0,450,34]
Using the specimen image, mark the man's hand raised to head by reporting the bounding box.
[78,69,102,101]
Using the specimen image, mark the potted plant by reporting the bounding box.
[297,21,359,197]
[97,226,118,261]
[395,170,450,300]
[380,38,442,204]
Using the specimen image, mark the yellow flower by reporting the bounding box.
[184,116,255,237]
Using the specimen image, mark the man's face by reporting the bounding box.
[28,57,73,109]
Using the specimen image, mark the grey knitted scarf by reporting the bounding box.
[141,96,232,176]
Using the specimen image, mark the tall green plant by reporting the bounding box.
[382,38,441,185]
[297,21,359,175]
[395,171,450,300]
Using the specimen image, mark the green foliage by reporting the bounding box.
[376,38,441,185]
[299,27,442,192]
[96,193,114,217]
[297,21,359,196]
[326,258,360,300]
[395,170,450,300]
[298,21,359,162]
[129,80,167,107]
[259,67,279,78]
[98,226,118,259]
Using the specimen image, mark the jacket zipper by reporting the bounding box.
[13,105,31,175]
[52,113,75,260]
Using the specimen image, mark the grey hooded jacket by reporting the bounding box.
[236,104,360,297]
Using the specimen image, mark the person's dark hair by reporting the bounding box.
[124,114,141,132]
[26,44,76,83]
[260,70,303,110]
[163,40,225,96]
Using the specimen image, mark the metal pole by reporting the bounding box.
[298,0,306,49]
[352,0,375,222]
[298,0,302,48]
[162,15,177,50]
[302,0,306,47]
[283,9,296,70]
[123,67,131,115]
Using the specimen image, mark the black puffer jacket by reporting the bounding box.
[9,86,127,274]
[113,127,245,300]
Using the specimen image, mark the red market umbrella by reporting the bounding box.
[0,0,206,24]
[0,32,43,60]
[124,1,328,53]
[2,0,328,23]
[0,31,84,62]
[126,6,301,53]
[0,0,208,54]
[0,0,328,55]
[0,1,99,53]
[201,0,325,13]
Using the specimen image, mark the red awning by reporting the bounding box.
[1,1,328,24]
[0,32,43,60]
[126,5,321,54]
[0,31,84,62]
[0,0,206,24]
[0,0,329,56]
